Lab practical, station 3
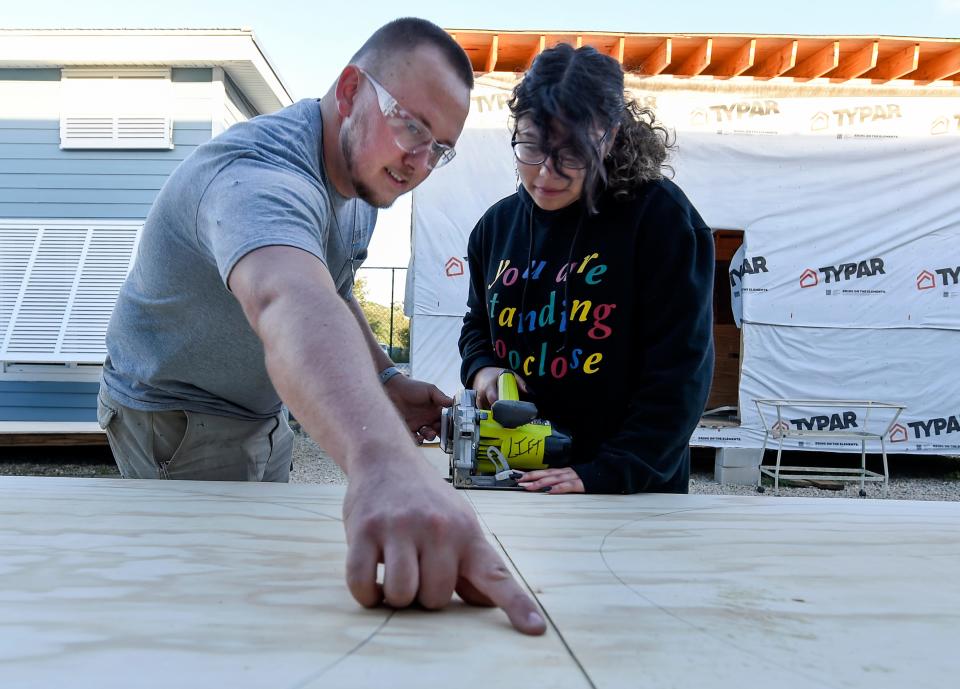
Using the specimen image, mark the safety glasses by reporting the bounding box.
[358,68,456,170]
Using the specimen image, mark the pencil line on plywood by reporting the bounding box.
[490,531,599,689]
[464,491,596,687]
[146,484,345,522]
[288,610,397,689]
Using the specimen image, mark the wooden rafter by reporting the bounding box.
[638,38,672,75]
[793,41,839,78]
[447,30,960,82]
[870,44,919,81]
[714,39,756,77]
[485,34,499,72]
[677,38,712,76]
[484,34,499,72]
[830,41,879,80]
[752,40,798,78]
[912,47,960,81]
[527,35,545,69]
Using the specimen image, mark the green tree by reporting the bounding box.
[352,276,410,362]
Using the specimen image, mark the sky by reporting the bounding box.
[5,0,960,302]
[8,1,960,100]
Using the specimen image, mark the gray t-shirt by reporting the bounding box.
[102,99,376,419]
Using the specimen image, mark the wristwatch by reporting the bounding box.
[378,365,403,385]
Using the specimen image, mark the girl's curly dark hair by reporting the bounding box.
[508,43,673,213]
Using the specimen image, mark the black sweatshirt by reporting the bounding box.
[459,179,715,494]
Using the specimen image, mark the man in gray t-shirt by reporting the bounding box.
[102,98,377,422]
[97,19,546,637]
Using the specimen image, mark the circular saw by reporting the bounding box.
[439,371,572,489]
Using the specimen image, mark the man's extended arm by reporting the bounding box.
[228,245,544,635]
[345,294,394,372]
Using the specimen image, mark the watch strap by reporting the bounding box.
[378,365,403,385]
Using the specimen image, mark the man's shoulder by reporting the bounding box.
[201,100,325,183]
[205,157,330,218]
[218,99,321,145]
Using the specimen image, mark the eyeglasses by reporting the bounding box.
[511,131,608,171]
[358,68,456,170]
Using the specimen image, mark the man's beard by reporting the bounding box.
[342,116,394,210]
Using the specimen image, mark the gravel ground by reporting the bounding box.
[3,430,959,501]
[290,432,347,484]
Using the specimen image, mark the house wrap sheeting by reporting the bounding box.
[409,74,960,454]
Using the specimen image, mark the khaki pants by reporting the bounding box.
[97,389,294,482]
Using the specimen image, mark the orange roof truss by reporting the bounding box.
[448,30,960,83]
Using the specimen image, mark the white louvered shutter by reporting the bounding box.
[0,226,38,350]
[0,221,141,363]
[60,69,174,150]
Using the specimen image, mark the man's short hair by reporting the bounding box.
[351,18,474,89]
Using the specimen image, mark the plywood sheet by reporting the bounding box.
[5,476,959,688]
[0,477,587,689]
[466,491,960,689]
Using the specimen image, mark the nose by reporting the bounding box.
[401,146,434,176]
[537,157,558,177]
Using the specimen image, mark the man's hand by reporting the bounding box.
[228,247,542,633]
[517,467,585,494]
[343,454,547,635]
[471,366,530,409]
[384,375,452,442]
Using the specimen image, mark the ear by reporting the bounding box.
[335,66,363,118]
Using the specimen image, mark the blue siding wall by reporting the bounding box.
[0,120,210,219]
[0,381,99,422]
[172,68,213,83]
[1,69,222,427]
[0,69,60,81]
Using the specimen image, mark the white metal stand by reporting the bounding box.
[754,399,906,497]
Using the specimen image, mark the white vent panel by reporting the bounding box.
[0,221,142,363]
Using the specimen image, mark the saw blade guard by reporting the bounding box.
[440,388,480,486]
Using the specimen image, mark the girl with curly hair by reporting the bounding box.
[459,43,715,494]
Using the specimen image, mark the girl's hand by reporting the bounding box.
[516,467,584,494]
[470,367,530,409]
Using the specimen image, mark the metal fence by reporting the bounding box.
[354,266,409,363]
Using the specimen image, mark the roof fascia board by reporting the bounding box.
[0,31,293,112]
